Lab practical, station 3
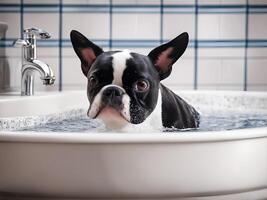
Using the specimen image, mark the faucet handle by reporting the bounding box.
[24,28,51,39]
[13,39,30,47]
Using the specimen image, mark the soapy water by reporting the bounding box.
[10,108,267,133]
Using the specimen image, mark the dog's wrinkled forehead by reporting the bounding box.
[90,50,154,87]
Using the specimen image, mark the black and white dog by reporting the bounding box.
[70,30,199,130]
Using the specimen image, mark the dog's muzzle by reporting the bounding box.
[101,86,124,109]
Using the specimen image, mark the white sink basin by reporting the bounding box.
[0,90,267,199]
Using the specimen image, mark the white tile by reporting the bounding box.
[163,14,195,40]
[113,0,160,5]
[113,13,160,40]
[220,59,244,85]
[198,58,244,90]
[0,0,19,4]
[198,85,243,90]
[248,14,267,39]
[63,0,109,4]
[62,48,86,89]
[37,47,59,57]
[247,58,267,85]
[199,0,246,4]
[62,57,87,86]
[24,0,59,4]
[0,13,20,38]
[198,14,220,40]
[198,14,245,40]
[199,48,245,58]
[23,13,59,39]
[248,48,267,58]
[62,47,76,57]
[198,59,221,86]
[163,0,195,5]
[63,13,109,39]
[131,48,151,55]
[182,48,194,58]
[220,14,245,40]
[247,85,267,91]
[162,58,194,89]
[249,0,267,5]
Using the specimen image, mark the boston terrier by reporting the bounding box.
[70,30,200,130]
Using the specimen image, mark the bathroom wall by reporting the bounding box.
[0,0,267,93]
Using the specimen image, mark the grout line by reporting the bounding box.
[109,0,113,50]
[244,0,249,91]
[194,0,199,90]
[20,0,23,38]
[59,0,63,91]
[160,0,163,44]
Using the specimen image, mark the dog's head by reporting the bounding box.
[70,30,188,129]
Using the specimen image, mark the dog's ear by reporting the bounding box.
[70,30,103,77]
[148,32,189,80]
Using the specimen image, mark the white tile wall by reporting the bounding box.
[63,0,109,4]
[247,58,267,91]
[62,48,86,89]
[198,14,246,40]
[113,0,160,5]
[24,0,59,4]
[248,14,267,39]
[249,0,267,5]
[62,57,87,89]
[0,0,19,4]
[1,1,267,92]
[199,48,245,58]
[248,48,267,58]
[199,0,246,4]
[113,13,160,40]
[198,58,244,90]
[163,14,195,40]
[0,13,20,38]
[63,13,109,39]
[162,58,195,89]
[164,0,195,5]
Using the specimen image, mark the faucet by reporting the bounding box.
[14,28,55,96]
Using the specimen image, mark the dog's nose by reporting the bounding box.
[102,86,124,98]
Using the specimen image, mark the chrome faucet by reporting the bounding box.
[14,28,55,96]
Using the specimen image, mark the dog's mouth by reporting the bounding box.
[88,100,131,123]
[88,104,130,130]
[96,104,129,121]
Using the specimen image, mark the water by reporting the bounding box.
[14,108,267,133]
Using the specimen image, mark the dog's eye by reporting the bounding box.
[89,76,98,86]
[134,80,149,92]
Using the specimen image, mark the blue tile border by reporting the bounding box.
[0,4,20,12]
[1,4,267,14]
[3,39,267,48]
[20,0,23,38]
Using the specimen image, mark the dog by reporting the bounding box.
[70,30,199,130]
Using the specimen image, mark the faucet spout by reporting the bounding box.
[21,60,55,96]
